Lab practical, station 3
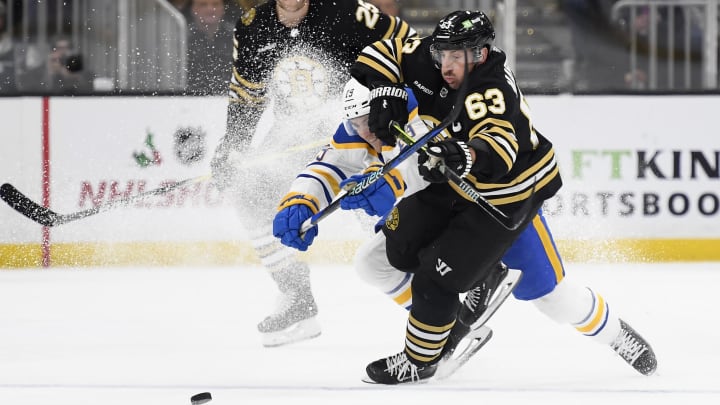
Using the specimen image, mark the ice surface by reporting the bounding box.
[1,262,718,405]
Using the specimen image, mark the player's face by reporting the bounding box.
[350,115,371,138]
[277,0,308,13]
[437,49,474,90]
[192,0,224,25]
[351,115,382,150]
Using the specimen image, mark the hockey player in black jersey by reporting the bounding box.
[209,0,416,347]
[349,10,656,384]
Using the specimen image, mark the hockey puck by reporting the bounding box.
[190,392,212,405]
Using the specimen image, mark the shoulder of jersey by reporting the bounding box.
[332,128,363,145]
[316,0,360,21]
[240,8,256,26]
[239,2,273,27]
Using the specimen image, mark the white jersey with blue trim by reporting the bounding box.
[284,89,429,210]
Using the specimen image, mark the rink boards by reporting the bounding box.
[1,95,718,267]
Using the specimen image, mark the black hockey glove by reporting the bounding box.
[418,139,474,183]
[368,83,408,147]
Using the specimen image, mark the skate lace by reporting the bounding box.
[611,329,648,364]
[385,352,420,382]
[464,286,483,312]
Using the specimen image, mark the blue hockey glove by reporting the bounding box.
[273,194,319,251]
[418,139,474,183]
[339,164,405,217]
[368,82,408,147]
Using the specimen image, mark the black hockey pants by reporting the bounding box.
[382,183,539,293]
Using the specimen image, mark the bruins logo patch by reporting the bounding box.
[241,8,256,26]
[385,207,400,231]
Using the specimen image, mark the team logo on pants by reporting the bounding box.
[436,258,453,276]
[385,207,399,231]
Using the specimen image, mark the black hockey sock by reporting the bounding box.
[404,274,460,365]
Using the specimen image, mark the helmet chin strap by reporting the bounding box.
[474,48,483,63]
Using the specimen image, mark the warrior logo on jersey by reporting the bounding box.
[270,55,329,113]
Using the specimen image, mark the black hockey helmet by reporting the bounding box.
[430,10,495,65]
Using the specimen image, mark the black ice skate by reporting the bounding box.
[364,351,437,384]
[257,289,320,347]
[454,263,511,341]
[435,264,522,379]
[610,319,657,376]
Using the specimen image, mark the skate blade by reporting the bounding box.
[261,317,322,347]
[360,375,431,385]
[434,326,493,380]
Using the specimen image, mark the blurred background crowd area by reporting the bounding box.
[0,0,717,96]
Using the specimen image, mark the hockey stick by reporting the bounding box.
[0,175,210,227]
[390,122,536,231]
[299,73,471,234]
[1,138,332,227]
[297,117,458,233]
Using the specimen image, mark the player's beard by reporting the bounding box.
[442,70,461,90]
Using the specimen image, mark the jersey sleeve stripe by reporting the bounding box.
[482,131,518,164]
[229,83,265,103]
[382,15,398,38]
[487,133,518,161]
[470,150,557,190]
[469,124,519,158]
[474,134,513,171]
[374,40,396,62]
[457,164,558,205]
[306,160,348,180]
[296,173,335,205]
[229,68,265,103]
[472,121,518,148]
[232,68,264,89]
[355,55,398,82]
[471,117,516,136]
[309,167,341,195]
[456,151,560,205]
[362,45,402,81]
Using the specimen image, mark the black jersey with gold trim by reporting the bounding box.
[229,0,416,106]
[350,36,562,209]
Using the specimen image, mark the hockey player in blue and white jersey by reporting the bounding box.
[275,43,657,384]
[272,77,425,250]
[272,77,428,308]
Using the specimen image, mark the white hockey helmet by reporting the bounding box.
[342,78,370,120]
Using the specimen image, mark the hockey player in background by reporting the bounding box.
[209,0,416,347]
[341,10,656,384]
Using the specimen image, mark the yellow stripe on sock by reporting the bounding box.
[575,293,607,334]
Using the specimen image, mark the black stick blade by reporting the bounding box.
[0,183,59,227]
